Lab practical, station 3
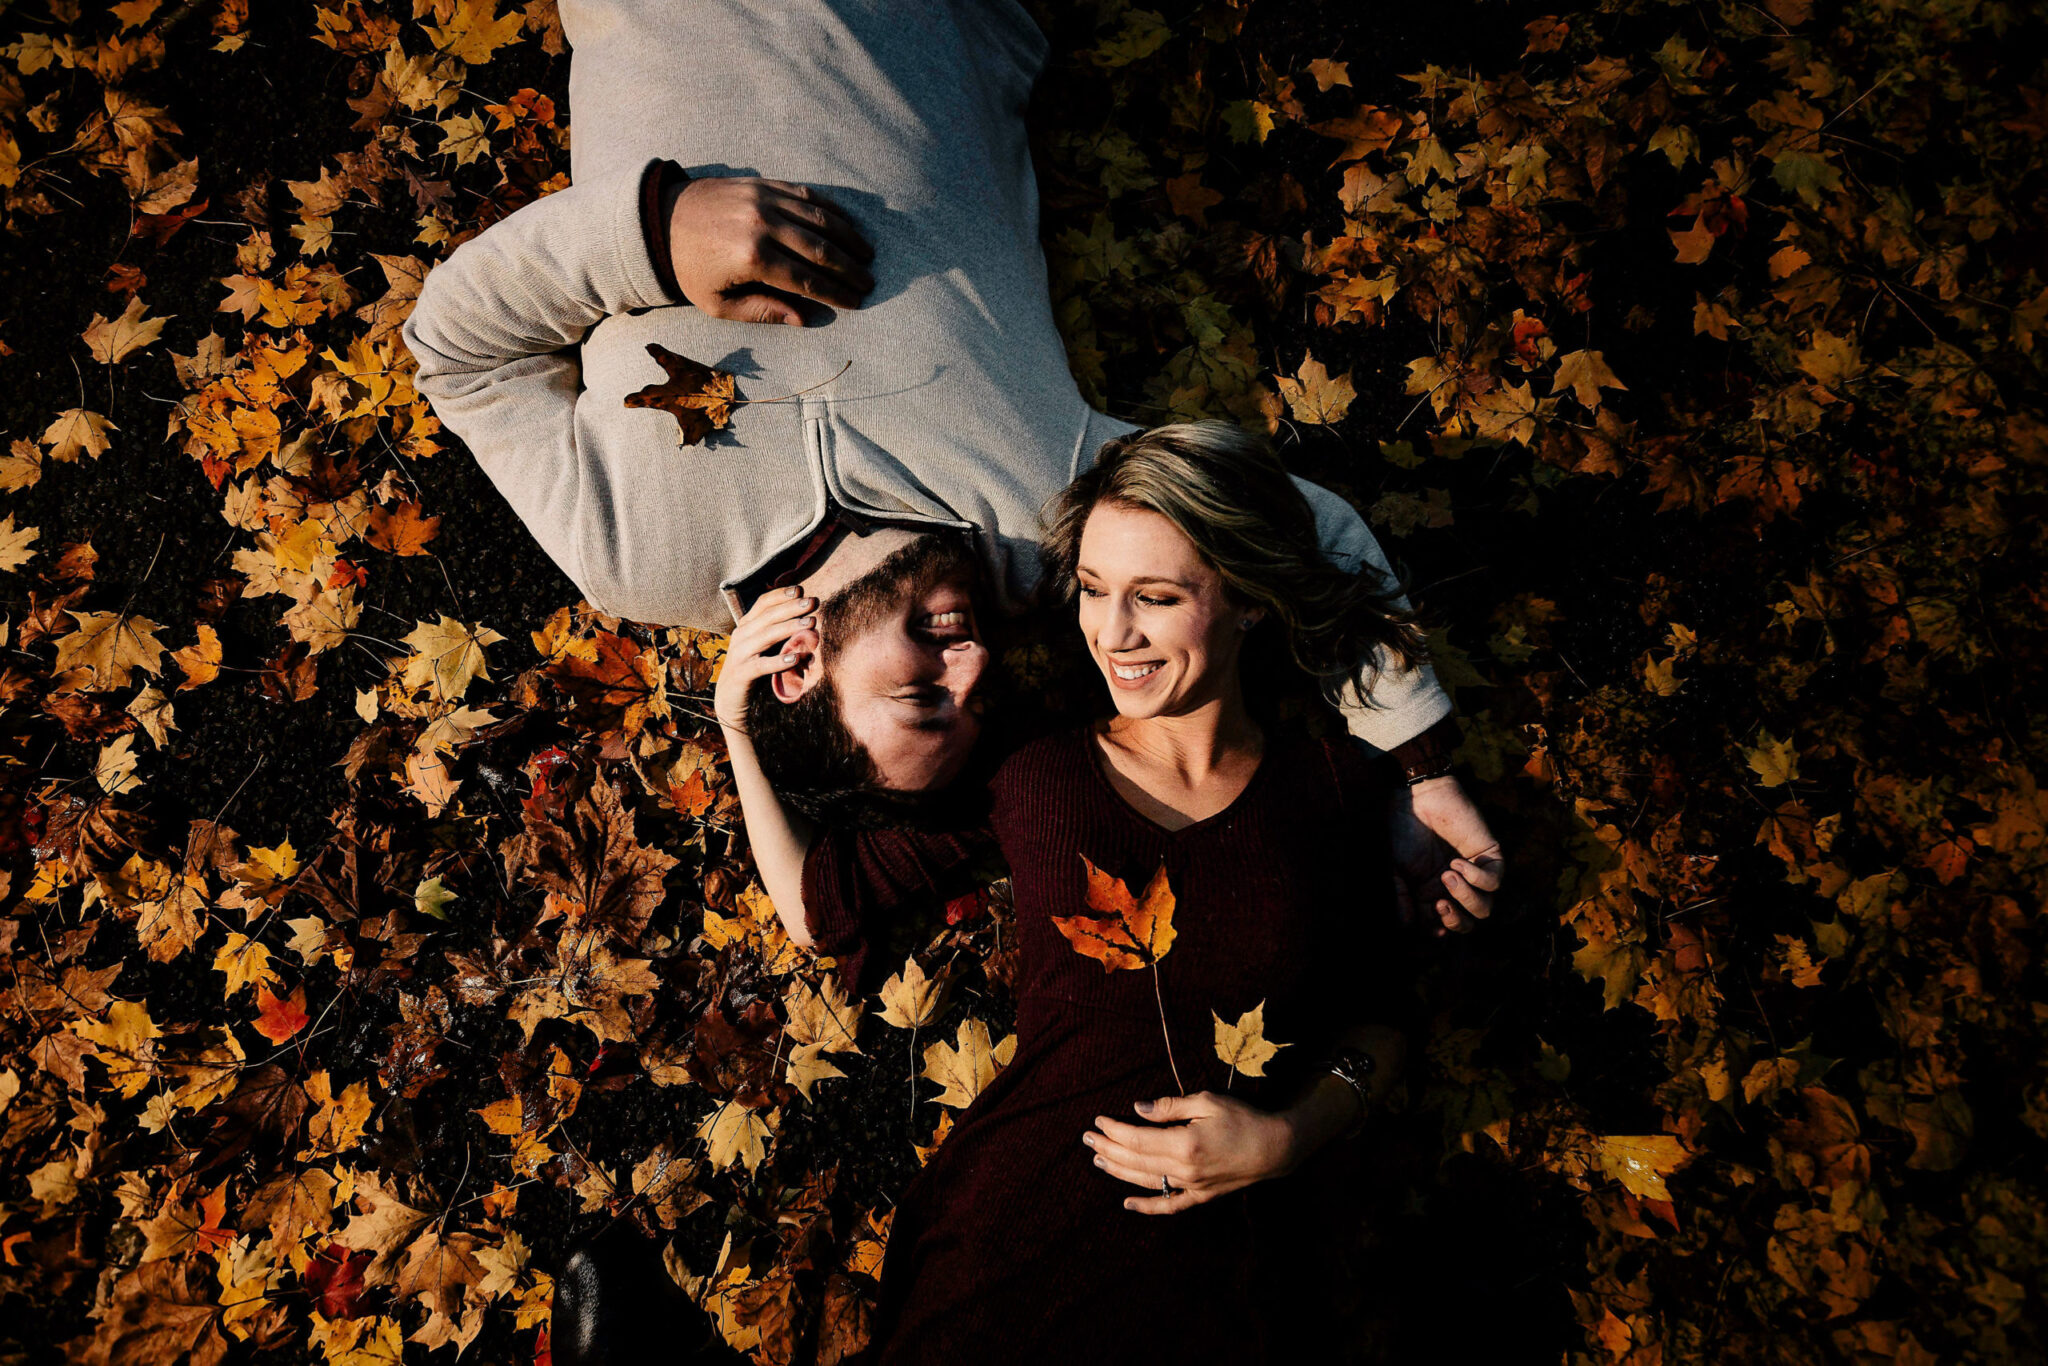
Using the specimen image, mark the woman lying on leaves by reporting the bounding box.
[705,420,1475,1363]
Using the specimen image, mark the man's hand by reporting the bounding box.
[1389,774,1505,936]
[711,585,818,733]
[667,176,875,325]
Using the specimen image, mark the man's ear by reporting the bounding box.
[769,648,823,704]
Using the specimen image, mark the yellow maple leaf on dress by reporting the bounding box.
[82,295,171,364]
[53,610,166,691]
[696,1101,775,1174]
[401,615,506,702]
[920,1018,1016,1110]
[876,957,948,1030]
[1276,352,1356,425]
[1212,1000,1290,1080]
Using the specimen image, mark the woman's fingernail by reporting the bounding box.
[798,616,815,628]
[1135,1100,1154,1116]
[1093,1155,1105,1168]
[781,653,798,664]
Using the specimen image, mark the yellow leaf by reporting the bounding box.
[72,1000,164,1099]
[0,514,37,571]
[126,685,176,746]
[437,112,491,167]
[876,957,948,1030]
[1305,58,1351,92]
[53,610,166,691]
[414,876,457,920]
[401,615,506,702]
[1746,732,1800,787]
[0,438,45,491]
[920,1018,1016,1109]
[1795,331,1864,388]
[785,1041,847,1101]
[424,0,525,65]
[212,932,280,997]
[1551,349,1627,411]
[783,975,863,1054]
[42,409,117,462]
[1276,353,1356,425]
[82,295,171,364]
[696,1101,774,1174]
[1212,1000,1289,1079]
[247,841,300,881]
[1593,1134,1690,1202]
[96,734,144,796]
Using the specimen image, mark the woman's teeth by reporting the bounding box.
[1113,662,1162,681]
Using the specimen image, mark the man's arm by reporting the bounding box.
[402,168,677,603]
[1290,474,1456,752]
[1293,474,1505,933]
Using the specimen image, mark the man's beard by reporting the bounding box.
[818,532,982,661]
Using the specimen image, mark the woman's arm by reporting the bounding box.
[1085,1022,1404,1216]
[711,586,823,946]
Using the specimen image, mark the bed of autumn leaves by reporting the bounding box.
[1,0,2044,1362]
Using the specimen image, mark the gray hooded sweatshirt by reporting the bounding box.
[400,0,1452,751]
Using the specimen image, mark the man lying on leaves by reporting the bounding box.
[402,0,1503,931]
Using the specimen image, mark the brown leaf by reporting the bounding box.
[501,771,679,946]
[622,344,741,446]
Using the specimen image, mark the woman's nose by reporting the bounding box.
[1100,600,1145,651]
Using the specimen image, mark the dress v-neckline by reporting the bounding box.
[1078,725,1275,839]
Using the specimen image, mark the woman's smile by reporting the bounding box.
[1109,659,1165,686]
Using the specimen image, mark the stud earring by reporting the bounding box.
[1240,617,1257,631]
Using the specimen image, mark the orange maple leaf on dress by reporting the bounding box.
[252,984,310,1044]
[1052,856,1178,972]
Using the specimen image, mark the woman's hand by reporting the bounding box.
[712,586,819,734]
[1083,1092,1299,1215]
[667,176,875,325]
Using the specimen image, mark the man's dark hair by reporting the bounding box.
[745,532,979,823]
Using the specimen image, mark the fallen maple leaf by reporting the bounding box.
[335,1174,436,1288]
[697,1101,774,1174]
[400,614,506,701]
[81,295,171,364]
[0,514,37,571]
[785,1041,848,1101]
[1551,349,1627,411]
[623,343,741,447]
[212,931,280,997]
[920,1018,1016,1109]
[1594,1134,1691,1202]
[876,957,948,1030]
[252,983,310,1044]
[1276,352,1357,425]
[425,0,525,64]
[305,1244,374,1319]
[42,408,117,462]
[1213,1000,1290,1080]
[52,610,166,691]
[784,975,863,1054]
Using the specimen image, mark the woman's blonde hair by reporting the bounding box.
[1042,421,1428,702]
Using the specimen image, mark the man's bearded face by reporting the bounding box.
[816,534,989,792]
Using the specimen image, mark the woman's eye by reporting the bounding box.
[1078,585,1104,598]
[1138,594,1176,607]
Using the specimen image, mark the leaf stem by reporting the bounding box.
[733,359,854,408]
[1151,961,1184,1097]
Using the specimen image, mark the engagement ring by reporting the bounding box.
[1159,1176,1176,1196]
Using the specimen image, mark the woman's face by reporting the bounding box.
[1074,502,1257,721]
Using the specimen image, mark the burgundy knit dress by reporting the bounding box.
[801,725,1409,1365]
